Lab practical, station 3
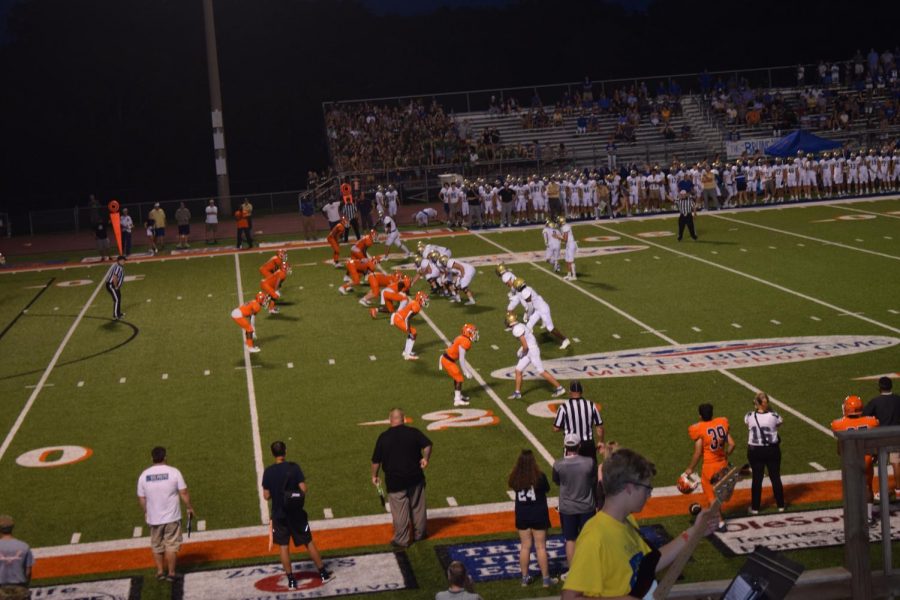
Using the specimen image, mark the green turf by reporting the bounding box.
[1,197,899,598]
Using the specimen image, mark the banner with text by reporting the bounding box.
[712,507,900,556]
[31,577,140,600]
[725,137,780,159]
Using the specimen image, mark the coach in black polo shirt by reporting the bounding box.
[371,408,433,549]
[675,190,698,241]
[553,381,605,462]
[863,377,900,498]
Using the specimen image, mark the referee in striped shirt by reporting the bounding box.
[675,190,698,241]
[340,195,361,242]
[553,381,604,462]
[106,255,126,320]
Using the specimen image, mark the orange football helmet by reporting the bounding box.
[676,472,700,494]
[843,395,863,417]
[461,323,479,342]
[415,291,429,307]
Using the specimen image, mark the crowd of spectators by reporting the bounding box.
[711,50,900,138]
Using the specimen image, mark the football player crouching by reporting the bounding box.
[391,291,429,361]
[440,323,479,406]
[440,255,477,305]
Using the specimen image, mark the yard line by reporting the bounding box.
[691,326,702,332]
[475,230,836,438]
[810,316,822,321]
[507,490,516,501]
[592,224,900,336]
[0,273,108,463]
[197,520,207,531]
[70,533,80,544]
[572,337,580,343]
[612,334,621,339]
[832,204,900,220]
[287,362,294,369]
[132,527,142,538]
[161,373,168,380]
[809,462,827,472]
[369,355,377,361]
[731,323,742,329]
[203,369,210,376]
[710,214,900,261]
[446,497,458,507]
[889,309,899,315]
[119,377,126,384]
[415,306,556,466]
[323,508,334,519]
[490,344,499,350]
[233,254,269,525]
[328,358,335,365]
[76,381,84,387]
[770,319,781,325]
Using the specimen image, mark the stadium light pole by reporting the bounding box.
[202,0,232,213]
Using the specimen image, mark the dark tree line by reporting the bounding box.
[0,0,895,213]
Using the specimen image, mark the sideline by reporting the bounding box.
[0,271,109,463]
[710,213,900,261]
[31,472,846,580]
[234,254,268,524]
[472,231,836,438]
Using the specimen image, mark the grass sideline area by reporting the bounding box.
[1,196,899,598]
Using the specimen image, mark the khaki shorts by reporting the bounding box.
[150,521,183,554]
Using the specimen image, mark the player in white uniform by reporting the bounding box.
[786,159,799,201]
[514,178,529,224]
[722,163,735,206]
[374,185,386,214]
[543,219,561,272]
[858,153,870,195]
[820,152,833,197]
[832,152,845,196]
[414,207,439,227]
[512,277,572,350]
[385,184,399,217]
[626,170,640,213]
[531,176,547,223]
[440,255,476,305]
[505,311,566,400]
[556,215,578,281]
[847,153,859,195]
[438,182,451,224]
[379,209,411,259]
[772,158,785,202]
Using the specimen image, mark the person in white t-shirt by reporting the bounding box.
[137,446,195,582]
[204,199,218,244]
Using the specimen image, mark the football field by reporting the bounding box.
[1,197,899,595]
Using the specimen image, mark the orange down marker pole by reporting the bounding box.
[108,199,123,255]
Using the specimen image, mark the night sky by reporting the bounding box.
[0,0,895,215]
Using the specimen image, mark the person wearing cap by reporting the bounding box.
[105,254,127,320]
[0,515,33,600]
[148,202,166,251]
[553,381,604,463]
[552,433,596,577]
[863,377,900,499]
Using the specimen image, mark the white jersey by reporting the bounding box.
[386,190,399,205]
[382,215,397,233]
[423,244,451,258]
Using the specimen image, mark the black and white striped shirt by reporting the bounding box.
[675,195,694,216]
[554,398,603,442]
[744,410,782,446]
[106,263,124,289]
[341,200,358,220]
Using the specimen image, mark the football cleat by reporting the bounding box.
[508,391,522,400]
[248,346,261,353]
[369,308,378,319]
[338,286,351,295]
[843,394,863,416]
[402,352,419,361]
[552,386,566,397]
[358,297,370,306]
[677,472,701,494]
[454,398,471,407]
[462,323,479,342]
[560,338,571,350]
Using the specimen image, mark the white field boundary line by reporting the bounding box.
[0,268,111,463]
[591,223,900,337]
[32,468,841,558]
[3,194,898,277]
[831,204,900,220]
[710,213,900,261]
[473,231,835,438]
[374,265,556,467]
[234,254,268,525]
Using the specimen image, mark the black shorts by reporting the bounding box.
[272,511,312,547]
[178,224,190,235]
[515,506,551,531]
[560,511,594,541]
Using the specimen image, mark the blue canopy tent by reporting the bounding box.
[764,130,842,157]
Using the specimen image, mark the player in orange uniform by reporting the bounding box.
[231,291,267,353]
[260,261,290,313]
[370,275,411,318]
[361,271,396,306]
[326,217,348,267]
[685,403,734,530]
[440,323,479,407]
[390,291,428,360]
[338,257,377,295]
[832,395,879,522]
[350,230,379,260]
[259,249,287,278]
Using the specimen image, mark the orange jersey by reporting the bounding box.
[444,335,473,361]
[688,417,730,465]
[831,415,879,434]
[396,299,422,322]
[237,298,263,317]
[259,255,283,277]
[351,235,374,257]
[262,270,286,289]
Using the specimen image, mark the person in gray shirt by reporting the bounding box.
[0,515,33,600]
[435,561,483,600]
[553,433,596,576]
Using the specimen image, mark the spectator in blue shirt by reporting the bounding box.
[299,194,316,241]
